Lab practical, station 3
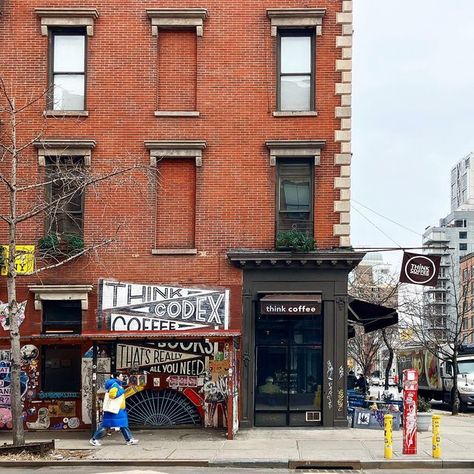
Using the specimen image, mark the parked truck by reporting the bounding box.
[397,344,474,411]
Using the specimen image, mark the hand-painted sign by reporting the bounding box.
[99,280,229,331]
[116,342,213,375]
[399,252,441,286]
[0,245,35,276]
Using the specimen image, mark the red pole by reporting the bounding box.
[402,369,418,455]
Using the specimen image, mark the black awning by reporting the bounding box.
[348,297,398,335]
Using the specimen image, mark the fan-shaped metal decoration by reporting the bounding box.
[127,389,201,427]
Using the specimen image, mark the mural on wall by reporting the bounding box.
[0,346,37,430]
[0,344,87,431]
[111,341,233,430]
[98,280,230,332]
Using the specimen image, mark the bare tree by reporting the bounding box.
[348,262,401,389]
[347,327,384,378]
[0,77,151,445]
[403,255,474,415]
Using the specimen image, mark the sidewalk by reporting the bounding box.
[1,410,474,469]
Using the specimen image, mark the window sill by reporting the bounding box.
[152,248,198,255]
[154,111,200,117]
[44,110,89,117]
[273,111,318,117]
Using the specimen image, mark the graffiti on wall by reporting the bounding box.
[0,301,27,331]
[98,280,230,332]
[326,360,333,410]
[0,346,38,429]
[81,356,111,425]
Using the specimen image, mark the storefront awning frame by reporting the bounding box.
[348,297,398,337]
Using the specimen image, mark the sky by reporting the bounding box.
[351,1,474,271]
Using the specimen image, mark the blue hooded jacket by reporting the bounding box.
[101,378,128,428]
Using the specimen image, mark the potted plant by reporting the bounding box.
[38,233,84,257]
[276,230,316,252]
[417,396,432,431]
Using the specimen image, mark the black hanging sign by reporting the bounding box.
[399,252,441,286]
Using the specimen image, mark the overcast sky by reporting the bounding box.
[351,1,474,270]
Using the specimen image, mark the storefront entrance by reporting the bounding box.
[254,313,323,426]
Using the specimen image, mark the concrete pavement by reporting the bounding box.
[1,410,474,469]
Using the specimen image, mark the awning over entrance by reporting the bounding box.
[348,297,398,337]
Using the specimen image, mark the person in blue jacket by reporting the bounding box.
[89,371,139,446]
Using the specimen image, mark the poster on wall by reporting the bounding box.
[98,280,230,332]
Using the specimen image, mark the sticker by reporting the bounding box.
[68,417,80,429]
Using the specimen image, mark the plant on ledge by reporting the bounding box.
[38,233,84,257]
[276,230,316,252]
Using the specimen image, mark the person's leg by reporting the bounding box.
[120,426,132,442]
[90,423,106,446]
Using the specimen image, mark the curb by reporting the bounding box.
[0,459,209,468]
[2,458,474,469]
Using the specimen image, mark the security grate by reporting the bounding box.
[126,389,201,427]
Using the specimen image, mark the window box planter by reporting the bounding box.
[276,230,316,252]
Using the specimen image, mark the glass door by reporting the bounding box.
[255,314,322,426]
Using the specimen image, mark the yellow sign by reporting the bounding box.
[1,245,35,275]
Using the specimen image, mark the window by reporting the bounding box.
[42,300,82,334]
[460,243,468,251]
[460,231,467,239]
[147,9,208,117]
[45,156,84,236]
[278,30,314,111]
[50,28,86,110]
[146,140,206,254]
[42,346,81,392]
[276,160,313,235]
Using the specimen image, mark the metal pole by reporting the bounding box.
[384,414,393,459]
[432,414,441,458]
[91,341,98,434]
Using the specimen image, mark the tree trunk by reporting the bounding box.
[451,350,460,416]
[7,98,25,446]
[7,244,24,445]
[382,328,393,391]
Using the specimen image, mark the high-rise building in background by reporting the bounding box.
[423,154,474,335]
[451,152,474,212]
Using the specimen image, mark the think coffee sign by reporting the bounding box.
[399,252,441,286]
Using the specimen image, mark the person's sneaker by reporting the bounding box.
[89,438,101,447]
[126,438,139,445]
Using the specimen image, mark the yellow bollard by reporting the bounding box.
[384,414,393,459]
[432,414,441,458]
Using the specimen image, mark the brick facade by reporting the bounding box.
[0,1,359,432]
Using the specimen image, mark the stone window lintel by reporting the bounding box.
[35,8,99,36]
[266,8,326,36]
[265,140,325,166]
[34,139,96,166]
[146,8,208,37]
[29,284,93,311]
[145,140,207,167]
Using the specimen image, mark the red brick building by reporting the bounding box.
[0,1,363,434]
